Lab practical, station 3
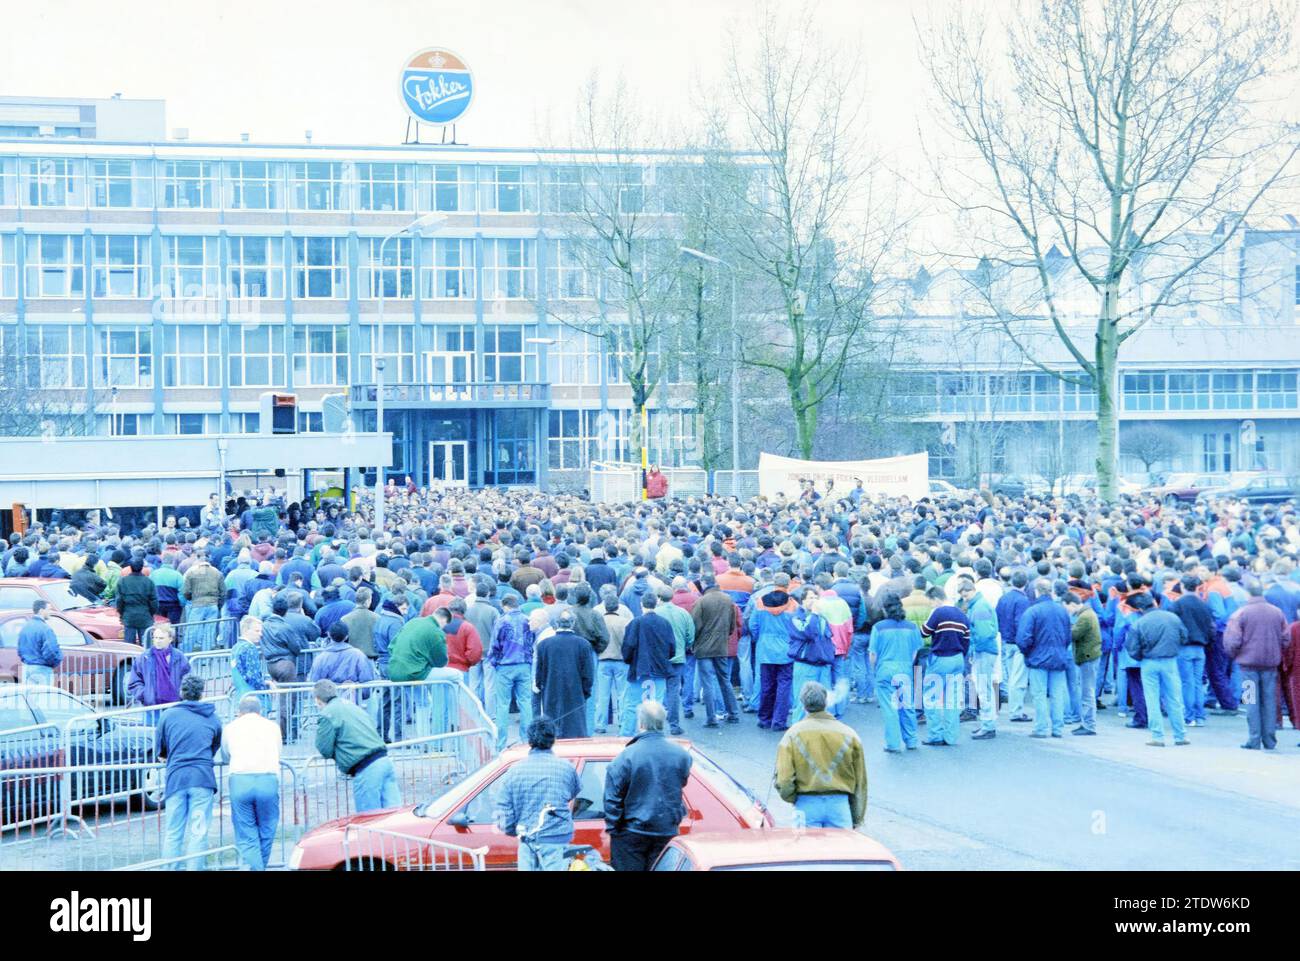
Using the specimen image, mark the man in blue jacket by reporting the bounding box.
[958,577,1000,740]
[619,592,675,736]
[1015,579,1073,739]
[17,600,63,687]
[995,571,1032,722]
[603,700,692,871]
[156,674,223,870]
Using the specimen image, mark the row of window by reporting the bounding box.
[546,407,699,469]
[0,158,712,214]
[0,234,545,301]
[895,369,1300,414]
[103,410,323,437]
[4,322,544,389]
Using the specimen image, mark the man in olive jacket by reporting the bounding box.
[116,557,159,647]
[1063,593,1102,735]
[774,681,868,828]
[691,576,741,725]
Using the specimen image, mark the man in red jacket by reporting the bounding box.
[433,599,483,682]
[646,466,668,500]
[1224,583,1288,751]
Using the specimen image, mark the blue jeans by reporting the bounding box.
[828,654,849,718]
[972,651,999,732]
[182,604,219,652]
[228,773,279,870]
[1177,646,1207,722]
[352,756,402,813]
[1028,667,1067,737]
[1077,658,1099,733]
[849,632,876,700]
[697,657,739,720]
[738,637,757,708]
[793,793,852,828]
[924,654,964,744]
[1140,658,1186,743]
[789,662,833,724]
[665,662,688,729]
[1003,644,1028,715]
[518,840,567,871]
[681,654,698,713]
[594,660,628,733]
[620,677,667,736]
[875,662,917,750]
[163,786,215,870]
[493,663,534,752]
[1063,657,1082,723]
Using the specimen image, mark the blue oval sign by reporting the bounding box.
[400,48,474,125]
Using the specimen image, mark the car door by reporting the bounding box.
[43,615,96,697]
[437,767,523,869]
[0,688,63,828]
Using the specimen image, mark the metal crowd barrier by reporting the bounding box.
[23,653,132,707]
[144,615,240,654]
[341,826,487,871]
[1,677,497,871]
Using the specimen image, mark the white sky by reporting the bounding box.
[0,0,934,156]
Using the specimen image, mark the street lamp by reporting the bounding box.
[374,212,445,536]
[680,247,740,482]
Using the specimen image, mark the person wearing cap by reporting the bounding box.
[1124,591,1190,747]
[534,608,596,739]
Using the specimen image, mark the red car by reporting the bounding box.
[651,829,903,871]
[0,578,124,642]
[288,737,773,871]
[0,610,143,704]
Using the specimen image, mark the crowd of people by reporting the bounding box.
[5,475,1300,869]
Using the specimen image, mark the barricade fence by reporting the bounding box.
[341,826,487,871]
[0,677,496,871]
[144,615,240,654]
[589,462,760,502]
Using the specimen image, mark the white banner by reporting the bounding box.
[758,452,930,501]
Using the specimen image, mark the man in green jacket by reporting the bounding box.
[313,679,400,813]
[385,615,449,742]
[1064,594,1102,736]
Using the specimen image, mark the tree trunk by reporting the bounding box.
[1095,296,1121,501]
[791,376,817,459]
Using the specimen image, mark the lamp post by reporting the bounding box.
[374,212,444,536]
[680,247,740,483]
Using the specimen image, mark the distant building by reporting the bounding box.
[0,95,166,141]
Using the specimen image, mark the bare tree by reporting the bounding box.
[1121,422,1181,477]
[710,4,909,459]
[542,76,685,471]
[0,349,99,438]
[921,0,1299,499]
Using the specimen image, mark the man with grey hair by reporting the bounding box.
[603,700,692,871]
[314,678,401,813]
[221,694,282,870]
[655,583,696,736]
[534,607,595,739]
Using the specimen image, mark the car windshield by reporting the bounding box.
[42,582,93,611]
[713,860,897,871]
[414,760,495,820]
[689,745,759,813]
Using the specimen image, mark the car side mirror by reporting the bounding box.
[447,809,470,830]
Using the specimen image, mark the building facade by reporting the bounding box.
[0,119,710,491]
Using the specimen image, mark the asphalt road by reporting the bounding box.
[682,694,1300,871]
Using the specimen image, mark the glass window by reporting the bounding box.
[544,165,593,213]
[488,408,536,485]
[159,161,217,209]
[228,236,285,298]
[572,760,610,820]
[225,160,282,210]
[548,328,601,386]
[481,239,535,300]
[1201,431,1234,473]
[1211,371,1252,410]
[1254,370,1297,410]
[102,412,153,436]
[90,159,151,208]
[417,164,475,212]
[546,239,597,299]
[92,235,150,298]
[654,164,694,214]
[292,324,348,386]
[163,325,221,387]
[1,234,16,298]
[289,162,349,211]
[292,237,348,299]
[24,235,84,298]
[356,163,413,211]
[227,324,285,388]
[296,411,323,433]
[547,409,605,470]
[358,324,415,382]
[647,409,698,467]
[163,413,221,435]
[482,325,537,383]
[161,235,221,300]
[359,237,413,299]
[21,157,82,207]
[420,238,475,299]
[479,165,537,213]
[95,326,153,388]
[614,165,643,213]
[23,325,87,389]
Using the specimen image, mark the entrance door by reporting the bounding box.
[424,352,474,401]
[429,441,469,487]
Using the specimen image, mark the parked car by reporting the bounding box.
[989,475,1050,499]
[0,684,160,830]
[1147,472,1267,505]
[0,609,142,705]
[288,737,773,871]
[0,578,124,642]
[1058,474,1143,498]
[928,480,964,497]
[1197,473,1300,505]
[651,828,902,871]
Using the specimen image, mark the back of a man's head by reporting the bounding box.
[180,674,205,702]
[637,699,667,733]
[314,678,338,704]
[526,717,557,751]
[799,680,828,715]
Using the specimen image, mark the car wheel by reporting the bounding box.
[111,663,130,707]
[140,767,165,811]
